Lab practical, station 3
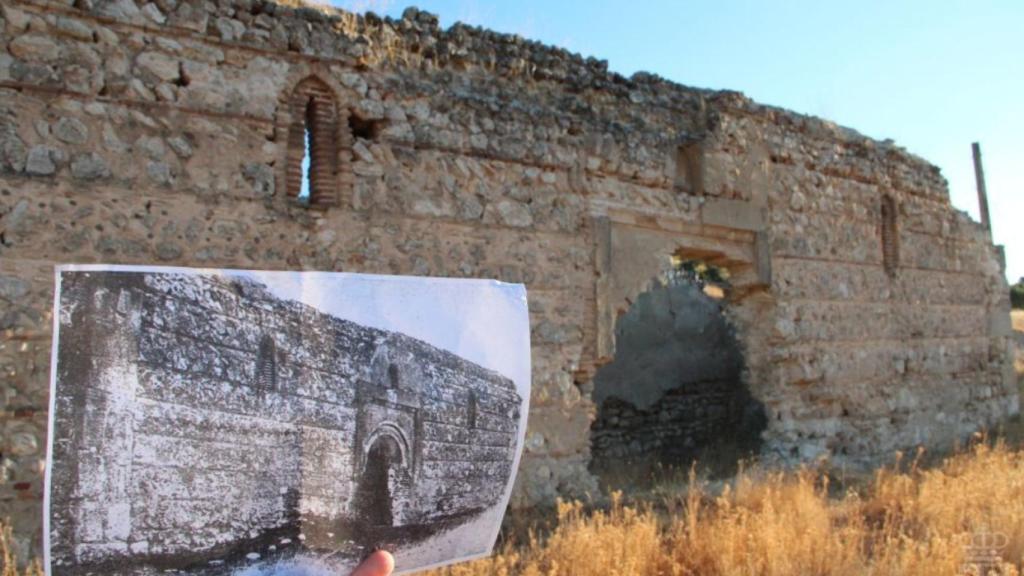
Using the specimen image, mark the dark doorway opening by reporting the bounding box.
[355,435,402,527]
[589,270,766,490]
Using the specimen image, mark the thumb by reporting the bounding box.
[351,550,395,576]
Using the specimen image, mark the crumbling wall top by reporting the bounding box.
[26,0,942,174]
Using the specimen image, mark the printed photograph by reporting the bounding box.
[45,266,530,576]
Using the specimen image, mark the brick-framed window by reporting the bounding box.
[285,77,340,208]
[256,334,277,390]
[880,194,900,275]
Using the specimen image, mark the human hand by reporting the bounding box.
[351,550,395,576]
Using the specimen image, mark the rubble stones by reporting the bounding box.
[7,431,39,456]
[141,3,166,24]
[8,35,60,62]
[215,17,245,42]
[96,0,141,21]
[0,275,29,300]
[135,51,180,83]
[53,117,89,145]
[70,152,110,179]
[167,136,193,158]
[54,17,94,41]
[25,145,60,175]
[0,130,27,173]
[135,135,166,159]
[495,200,532,228]
[146,161,172,185]
[242,162,275,198]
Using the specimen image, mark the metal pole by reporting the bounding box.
[972,142,992,234]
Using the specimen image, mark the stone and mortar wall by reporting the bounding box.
[1013,311,1023,379]
[591,381,743,463]
[723,110,1018,462]
[48,271,519,569]
[0,0,1016,558]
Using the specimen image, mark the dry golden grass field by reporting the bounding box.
[1012,309,1024,333]
[423,439,1024,576]
[7,437,1024,576]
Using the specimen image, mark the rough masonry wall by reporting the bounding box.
[708,109,1018,461]
[0,0,1016,559]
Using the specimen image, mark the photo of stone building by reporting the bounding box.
[46,268,525,574]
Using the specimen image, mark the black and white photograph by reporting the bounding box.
[44,265,530,576]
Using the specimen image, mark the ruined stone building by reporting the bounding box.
[0,0,1018,559]
[48,270,520,571]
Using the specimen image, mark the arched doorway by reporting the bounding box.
[354,435,404,527]
[589,267,766,489]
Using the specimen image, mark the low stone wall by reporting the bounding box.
[592,380,745,461]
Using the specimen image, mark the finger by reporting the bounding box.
[351,550,395,576]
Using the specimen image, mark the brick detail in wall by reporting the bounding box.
[285,77,341,207]
[257,334,277,390]
[881,194,900,274]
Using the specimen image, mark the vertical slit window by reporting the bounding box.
[257,334,277,390]
[286,77,339,208]
[468,391,478,429]
[388,363,400,389]
[298,97,313,204]
[881,194,899,275]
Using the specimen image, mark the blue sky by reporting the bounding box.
[333,0,1023,284]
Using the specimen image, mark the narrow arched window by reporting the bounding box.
[467,391,478,429]
[880,194,899,275]
[286,77,339,208]
[257,334,277,390]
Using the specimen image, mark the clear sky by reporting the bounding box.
[333,0,1023,284]
[247,270,531,395]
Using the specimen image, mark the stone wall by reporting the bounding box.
[0,0,1017,558]
[1014,311,1023,383]
[591,382,745,461]
[48,270,520,571]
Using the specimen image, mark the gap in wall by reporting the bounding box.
[589,262,766,491]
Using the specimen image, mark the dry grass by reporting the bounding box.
[1012,310,1024,333]
[431,439,1024,576]
[6,440,1024,575]
[0,524,40,576]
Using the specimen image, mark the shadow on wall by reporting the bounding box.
[589,275,766,490]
